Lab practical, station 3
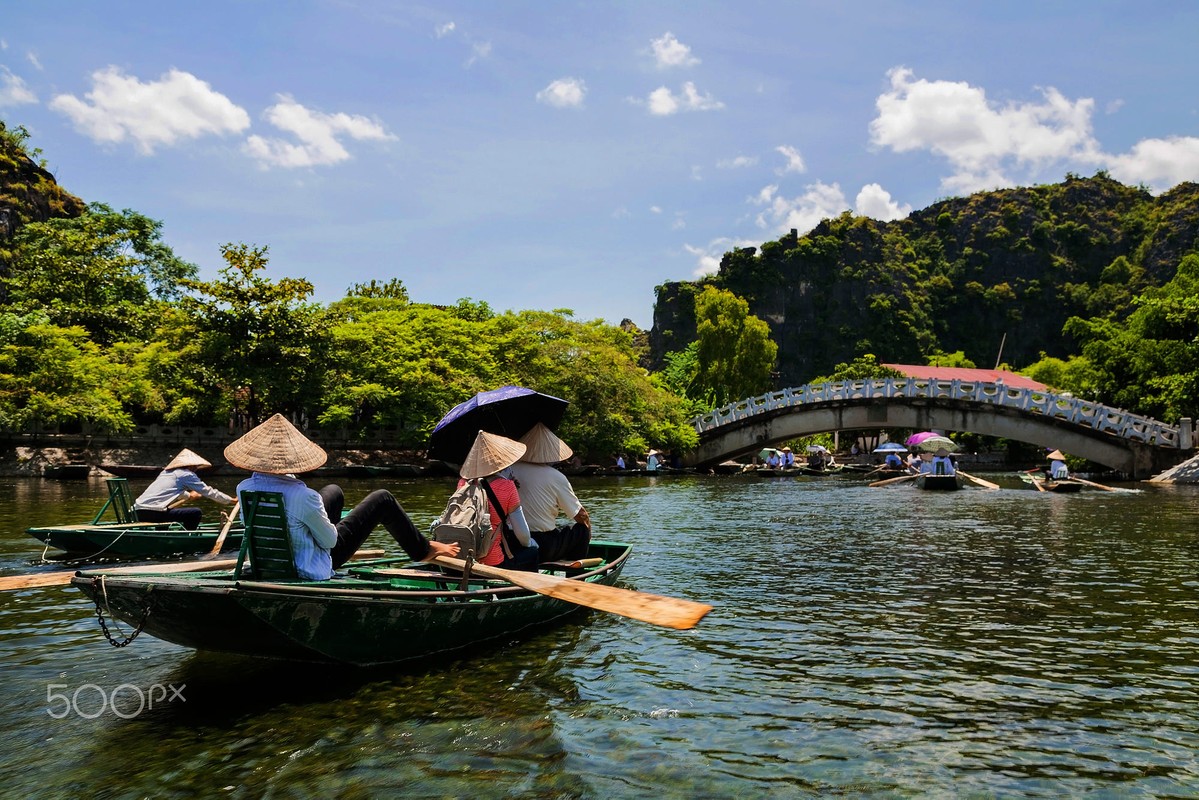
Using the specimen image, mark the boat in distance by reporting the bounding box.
[71,540,632,666]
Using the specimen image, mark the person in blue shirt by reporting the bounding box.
[133,449,235,530]
[224,414,458,581]
[884,452,904,470]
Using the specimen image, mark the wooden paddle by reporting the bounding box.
[0,548,386,592]
[957,470,1000,490]
[1069,476,1134,493]
[869,473,919,487]
[1022,474,1047,492]
[433,555,712,630]
[207,499,240,555]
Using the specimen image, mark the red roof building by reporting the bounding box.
[881,364,1048,391]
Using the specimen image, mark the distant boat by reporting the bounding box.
[914,473,964,491]
[43,464,91,480]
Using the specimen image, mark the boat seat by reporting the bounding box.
[234,491,299,581]
[95,477,139,524]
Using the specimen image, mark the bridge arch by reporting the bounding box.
[685,379,1193,479]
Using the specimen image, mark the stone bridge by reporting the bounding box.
[685,379,1195,479]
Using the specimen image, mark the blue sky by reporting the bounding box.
[2,1,1197,327]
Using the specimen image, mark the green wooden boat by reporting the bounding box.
[71,540,632,666]
[26,477,243,558]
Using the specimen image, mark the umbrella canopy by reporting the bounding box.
[915,435,958,453]
[872,442,909,453]
[904,431,942,446]
[758,448,781,460]
[427,386,568,464]
[806,445,829,453]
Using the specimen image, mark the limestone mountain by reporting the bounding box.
[650,173,1199,385]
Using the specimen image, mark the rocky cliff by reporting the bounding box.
[650,174,1199,385]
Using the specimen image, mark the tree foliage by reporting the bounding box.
[692,286,778,406]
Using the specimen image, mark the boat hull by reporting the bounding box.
[27,524,244,557]
[72,541,631,666]
[914,474,963,491]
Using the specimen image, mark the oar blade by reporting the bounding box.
[436,556,713,630]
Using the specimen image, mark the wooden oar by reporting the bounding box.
[433,555,712,630]
[1022,473,1047,492]
[957,470,1000,490]
[869,473,919,487]
[1069,476,1133,493]
[207,499,240,555]
[0,548,386,592]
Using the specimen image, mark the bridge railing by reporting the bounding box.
[693,379,1181,447]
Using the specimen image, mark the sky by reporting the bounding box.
[2,1,1198,328]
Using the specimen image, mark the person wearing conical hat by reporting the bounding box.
[932,447,956,476]
[133,448,235,530]
[227,414,458,581]
[510,423,591,564]
[455,430,538,570]
[1046,449,1069,480]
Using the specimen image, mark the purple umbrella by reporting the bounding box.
[904,431,941,446]
[427,385,568,464]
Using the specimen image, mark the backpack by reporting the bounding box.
[431,479,497,560]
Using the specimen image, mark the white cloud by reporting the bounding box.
[536,77,586,109]
[651,32,699,68]
[49,67,249,154]
[869,66,1102,195]
[466,40,491,68]
[1105,98,1124,115]
[0,67,37,106]
[650,206,662,214]
[645,82,723,116]
[685,237,758,277]
[717,155,758,169]
[1104,136,1199,192]
[751,181,849,235]
[855,183,912,221]
[243,94,396,168]
[435,21,456,38]
[26,51,42,71]
[775,144,805,174]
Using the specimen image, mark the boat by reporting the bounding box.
[43,464,91,480]
[1019,473,1084,493]
[70,540,634,666]
[26,477,242,558]
[914,473,964,491]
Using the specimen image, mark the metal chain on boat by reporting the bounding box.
[91,576,151,648]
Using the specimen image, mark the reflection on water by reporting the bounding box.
[1,475,1197,797]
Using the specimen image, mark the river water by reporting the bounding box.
[0,473,1196,798]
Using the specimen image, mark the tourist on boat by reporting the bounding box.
[781,447,795,468]
[615,455,626,469]
[225,414,458,581]
[932,448,956,476]
[510,423,591,563]
[133,449,236,530]
[907,452,921,472]
[1047,449,1069,480]
[457,430,539,570]
[646,451,661,471]
[767,451,781,468]
[884,452,904,470]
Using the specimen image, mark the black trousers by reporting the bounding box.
[531,522,591,562]
[136,506,203,531]
[318,485,430,567]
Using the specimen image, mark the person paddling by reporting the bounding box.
[225,414,457,580]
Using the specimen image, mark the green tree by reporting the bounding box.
[692,286,778,406]
[0,312,135,431]
[1065,253,1199,421]
[812,354,905,383]
[4,203,196,344]
[169,243,329,424]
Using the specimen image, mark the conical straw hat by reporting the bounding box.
[165,448,211,470]
[518,422,573,463]
[224,413,327,475]
[1046,450,1066,460]
[460,431,526,480]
